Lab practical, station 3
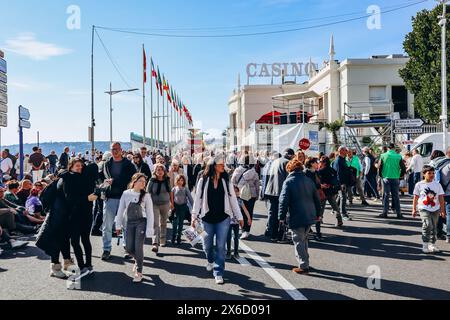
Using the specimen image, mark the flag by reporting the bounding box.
[167,84,172,103]
[163,76,169,92]
[143,47,147,83]
[157,67,163,96]
[151,58,157,78]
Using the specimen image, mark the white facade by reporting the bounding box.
[228,36,415,151]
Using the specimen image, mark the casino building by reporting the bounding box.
[228,36,415,153]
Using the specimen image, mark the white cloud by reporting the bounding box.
[4,33,72,60]
[9,82,31,89]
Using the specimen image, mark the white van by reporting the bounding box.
[411,133,450,163]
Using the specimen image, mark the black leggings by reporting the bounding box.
[50,236,71,264]
[70,213,93,269]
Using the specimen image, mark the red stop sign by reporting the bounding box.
[299,138,311,150]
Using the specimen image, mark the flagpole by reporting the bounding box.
[157,87,160,151]
[142,44,146,147]
[150,60,154,150]
[166,89,170,155]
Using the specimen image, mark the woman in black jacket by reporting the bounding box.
[304,157,324,241]
[63,158,98,275]
[133,152,152,180]
[36,170,73,279]
[317,156,343,228]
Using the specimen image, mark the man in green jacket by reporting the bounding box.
[347,150,369,206]
[378,143,406,219]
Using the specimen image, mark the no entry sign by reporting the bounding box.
[299,138,311,150]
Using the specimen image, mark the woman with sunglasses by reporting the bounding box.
[132,152,152,180]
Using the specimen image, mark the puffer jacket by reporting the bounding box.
[279,170,321,229]
[231,166,260,199]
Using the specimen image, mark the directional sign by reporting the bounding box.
[0,58,6,73]
[0,102,7,113]
[19,105,30,120]
[0,92,7,104]
[0,72,6,84]
[19,119,31,129]
[393,128,424,134]
[395,119,424,128]
[0,82,6,93]
[0,113,6,127]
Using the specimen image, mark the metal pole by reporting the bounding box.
[162,90,165,153]
[166,93,170,155]
[19,106,24,180]
[157,92,160,150]
[109,82,113,145]
[143,44,146,148]
[91,25,95,154]
[150,63,154,150]
[37,131,39,147]
[440,1,448,151]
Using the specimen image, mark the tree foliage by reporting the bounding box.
[399,4,450,123]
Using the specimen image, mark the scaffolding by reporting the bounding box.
[271,90,322,125]
[343,100,395,153]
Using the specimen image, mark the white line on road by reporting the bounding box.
[235,256,251,266]
[239,242,308,301]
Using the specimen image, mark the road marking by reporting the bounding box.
[239,242,308,301]
[235,256,251,266]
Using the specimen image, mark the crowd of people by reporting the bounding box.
[0,141,449,284]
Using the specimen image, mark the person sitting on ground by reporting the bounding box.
[0,187,38,235]
[25,188,45,225]
[5,181,21,205]
[16,180,33,207]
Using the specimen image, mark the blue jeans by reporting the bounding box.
[203,217,231,277]
[102,198,121,252]
[382,178,400,215]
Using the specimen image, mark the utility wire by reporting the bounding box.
[96,0,428,38]
[95,0,426,32]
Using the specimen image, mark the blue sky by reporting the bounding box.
[0,0,435,147]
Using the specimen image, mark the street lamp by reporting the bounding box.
[438,0,448,151]
[105,82,139,145]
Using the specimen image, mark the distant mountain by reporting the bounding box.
[2,141,132,156]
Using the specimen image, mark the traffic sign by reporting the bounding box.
[0,72,6,84]
[0,112,6,127]
[393,128,424,134]
[0,82,6,93]
[0,92,7,104]
[299,138,311,150]
[19,105,30,120]
[19,119,31,129]
[395,119,424,128]
[0,102,7,113]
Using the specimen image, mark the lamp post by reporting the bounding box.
[105,83,138,145]
[439,0,448,150]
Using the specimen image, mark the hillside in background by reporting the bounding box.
[2,141,132,156]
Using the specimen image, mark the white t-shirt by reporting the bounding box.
[1,157,13,174]
[414,180,444,212]
[410,154,424,174]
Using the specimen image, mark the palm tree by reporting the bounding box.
[324,119,344,151]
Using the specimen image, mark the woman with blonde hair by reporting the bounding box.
[146,163,172,252]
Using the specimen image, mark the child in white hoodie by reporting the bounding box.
[116,173,154,283]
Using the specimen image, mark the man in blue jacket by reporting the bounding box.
[333,146,352,221]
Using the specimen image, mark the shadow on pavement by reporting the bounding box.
[341,225,418,237]
[307,268,450,300]
[308,234,448,261]
[300,288,356,300]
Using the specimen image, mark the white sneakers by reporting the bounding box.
[133,273,143,283]
[240,232,250,240]
[206,263,214,272]
[428,243,440,253]
[423,243,440,254]
[215,276,224,285]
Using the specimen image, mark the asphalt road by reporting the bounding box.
[1,196,450,300]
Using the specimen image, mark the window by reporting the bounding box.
[415,143,433,158]
[369,86,386,102]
